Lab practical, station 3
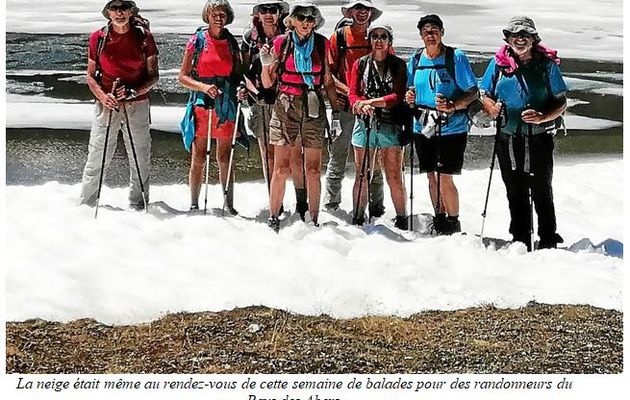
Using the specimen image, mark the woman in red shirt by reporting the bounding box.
[178,0,245,213]
[348,24,408,229]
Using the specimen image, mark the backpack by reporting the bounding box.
[94,15,151,83]
[334,25,371,64]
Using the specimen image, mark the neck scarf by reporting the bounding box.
[292,31,315,89]
[495,43,560,74]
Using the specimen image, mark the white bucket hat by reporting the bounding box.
[202,0,235,25]
[341,0,382,22]
[253,0,289,16]
[367,23,393,41]
[283,1,326,31]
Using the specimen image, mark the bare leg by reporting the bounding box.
[189,135,208,206]
[439,174,459,217]
[381,147,407,216]
[269,145,291,217]
[303,146,322,223]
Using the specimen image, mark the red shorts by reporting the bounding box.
[193,106,237,140]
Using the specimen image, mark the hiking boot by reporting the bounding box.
[227,207,239,216]
[394,215,409,230]
[432,213,447,235]
[513,234,533,252]
[369,204,385,218]
[267,216,281,233]
[295,188,308,222]
[351,215,365,226]
[441,216,461,235]
[538,233,564,249]
[189,204,199,211]
[130,202,145,211]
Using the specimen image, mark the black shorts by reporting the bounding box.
[413,133,467,175]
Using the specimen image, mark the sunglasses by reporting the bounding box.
[109,4,131,12]
[259,5,279,15]
[508,31,533,40]
[370,33,389,41]
[351,4,371,11]
[295,14,316,23]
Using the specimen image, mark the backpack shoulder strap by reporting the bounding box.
[412,48,424,70]
[335,27,347,59]
[190,27,207,74]
[314,32,327,65]
[444,45,457,87]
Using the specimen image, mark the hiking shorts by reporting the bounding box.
[414,132,467,175]
[269,92,326,149]
[351,119,401,149]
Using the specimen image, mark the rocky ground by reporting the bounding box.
[6,302,622,374]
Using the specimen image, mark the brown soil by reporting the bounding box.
[6,302,622,374]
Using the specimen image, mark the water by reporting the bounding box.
[5,13,623,186]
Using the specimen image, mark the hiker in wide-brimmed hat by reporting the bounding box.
[324,0,386,218]
[178,0,246,214]
[479,16,567,250]
[347,23,409,229]
[404,14,479,235]
[80,0,159,211]
[241,1,309,219]
[258,0,341,232]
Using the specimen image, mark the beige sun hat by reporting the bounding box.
[502,16,541,43]
[341,0,382,22]
[101,0,138,19]
[283,1,326,31]
[253,0,289,16]
[202,0,235,25]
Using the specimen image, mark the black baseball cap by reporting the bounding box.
[417,14,443,31]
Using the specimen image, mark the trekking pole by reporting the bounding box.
[121,102,149,213]
[353,115,371,224]
[480,102,504,239]
[261,107,272,196]
[94,78,120,219]
[433,112,444,233]
[409,141,414,231]
[527,120,535,251]
[222,89,244,217]
[203,104,214,215]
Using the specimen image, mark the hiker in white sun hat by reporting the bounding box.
[258,0,341,232]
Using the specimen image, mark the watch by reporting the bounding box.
[125,88,138,100]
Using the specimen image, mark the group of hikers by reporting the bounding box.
[79,0,568,251]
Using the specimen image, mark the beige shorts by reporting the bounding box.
[269,92,327,149]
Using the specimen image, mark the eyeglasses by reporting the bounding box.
[370,33,389,41]
[295,14,316,23]
[109,5,131,12]
[259,5,279,15]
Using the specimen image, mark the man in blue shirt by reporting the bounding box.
[405,14,478,234]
